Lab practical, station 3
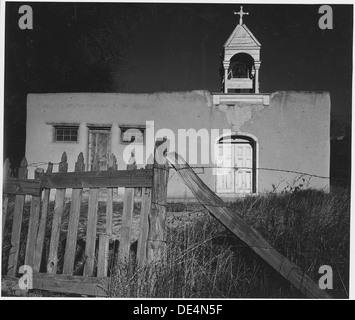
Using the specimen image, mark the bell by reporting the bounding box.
[250,66,256,79]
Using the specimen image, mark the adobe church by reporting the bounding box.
[25,7,330,199]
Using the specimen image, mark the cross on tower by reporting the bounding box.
[234,6,249,25]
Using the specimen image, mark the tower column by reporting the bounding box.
[254,61,261,93]
[223,61,230,93]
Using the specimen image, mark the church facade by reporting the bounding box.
[25,8,330,199]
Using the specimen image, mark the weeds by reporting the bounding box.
[108,188,349,298]
[2,188,350,298]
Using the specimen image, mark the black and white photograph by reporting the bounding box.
[0,1,352,303]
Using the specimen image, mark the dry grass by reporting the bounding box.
[2,187,350,298]
[108,187,350,298]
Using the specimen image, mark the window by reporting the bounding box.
[54,126,79,142]
[119,125,145,144]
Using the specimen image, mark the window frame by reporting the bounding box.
[52,124,80,143]
[119,125,146,145]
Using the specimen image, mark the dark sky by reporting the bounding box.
[3,2,353,166]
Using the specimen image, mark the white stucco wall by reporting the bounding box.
[236,91,330,193]
[26,90,330,198]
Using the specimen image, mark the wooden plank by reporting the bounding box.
[3,178,42,197]
[47,153,68,274]
[166,152,331,299]
[40,169,153,189]
[2,158,11,240]
[118,163,136,263]
[147,151,169,265]
[2,274,109,297]
[7,158,28,276]
[24,169,43,267]
[97,234,109,277]
[106,186,113,238]
[34,162,53,272]
[97,154,117,277]
[136,187,152,267]
[63,153,85,275]
[136,162,153,267]
[83,156,100,277]
[96,189,112,276]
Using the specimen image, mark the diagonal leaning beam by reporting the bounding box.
[165,152,331,299]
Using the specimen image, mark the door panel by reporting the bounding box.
[234,144,253,194]
[216,142,253,194]
[89,130,111,171]
[215,144,234,193]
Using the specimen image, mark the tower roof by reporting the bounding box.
[224,24,261,48]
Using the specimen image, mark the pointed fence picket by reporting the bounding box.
[83,155,100,277]
[25,168,43,267]
[118,161,137,264]
[7,158,28,277]
[47,152,68,274]
[33,162,53,272]
[63,153,85,275]
[97,154,117,277]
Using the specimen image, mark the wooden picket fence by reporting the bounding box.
[2,151,169,296]
[2,149,330,298]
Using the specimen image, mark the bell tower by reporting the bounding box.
[222,6,261,93]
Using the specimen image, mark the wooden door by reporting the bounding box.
[234,144,253,194]
[89,130,111,171]
[216,142,253,194]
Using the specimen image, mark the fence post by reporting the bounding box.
[147,143,169,266]
[47,152,68,274]
[8,157,28,276]
[2,158,11,241]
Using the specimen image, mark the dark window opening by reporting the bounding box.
[54,126,78,142]
[120,126,145,144]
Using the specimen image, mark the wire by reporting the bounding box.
[168,171,175,182]
[12,160,350,181]
[172,165,332,180]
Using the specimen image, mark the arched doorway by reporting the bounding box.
[215,133,258,194]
